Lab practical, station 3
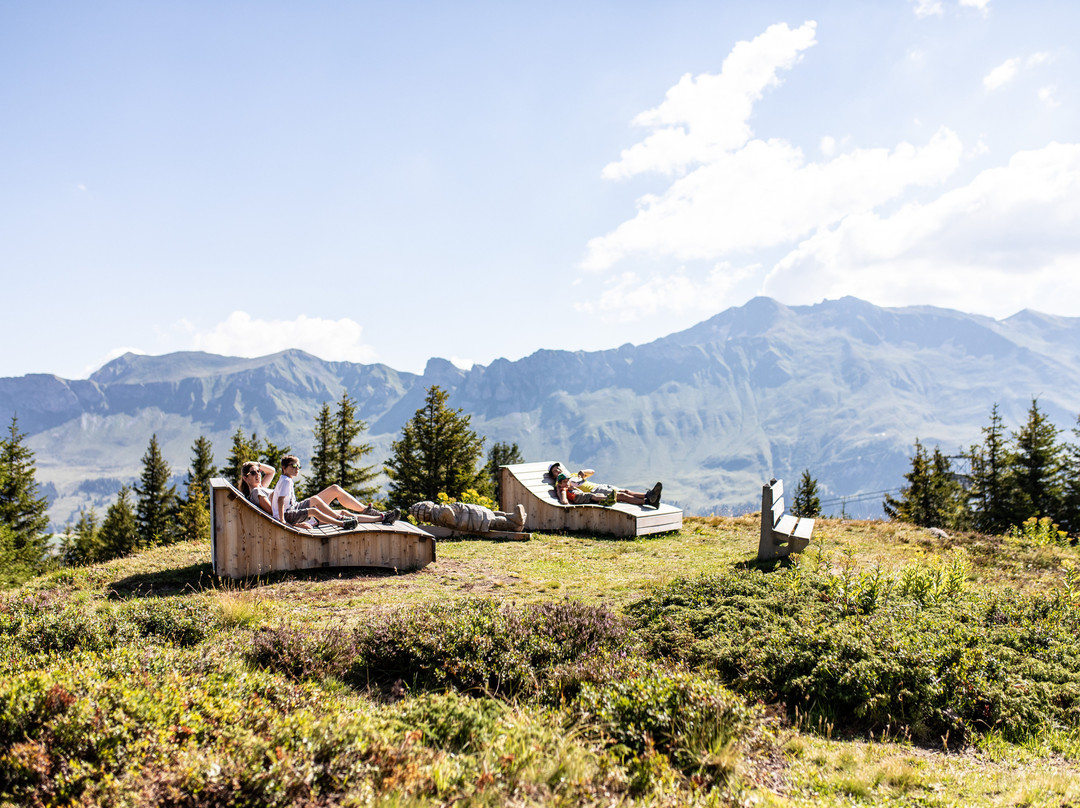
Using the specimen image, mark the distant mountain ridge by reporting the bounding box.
[4,296,1080,527]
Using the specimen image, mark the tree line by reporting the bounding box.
[884,399,1080,534]
[0,385,522,583]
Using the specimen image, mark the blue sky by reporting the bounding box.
[3,0,1078,380]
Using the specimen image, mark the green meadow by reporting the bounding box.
[3,516,1080,806]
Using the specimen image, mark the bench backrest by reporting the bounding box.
[762,478,785,529]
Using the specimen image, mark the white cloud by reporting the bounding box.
[1039,85,1061,107]
[1026,52,1049,67]
[585,126,963,270]
[911,0,943,18]
[584,21,966,274]
[983,58,1020,90]
[574,263,760,320]
[765,142,1080,317]
[600,21,818,181]
[189,311,378,363]
[959,0,991,16]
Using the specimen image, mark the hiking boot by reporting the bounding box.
[645,482,662,508]
[361,504,381,516]
[381,508,401,524]
[341,515,358,530]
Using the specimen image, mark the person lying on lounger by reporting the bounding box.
[548,462,662,508]
[271,455,401,529]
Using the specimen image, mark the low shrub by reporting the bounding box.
[250,598,632,702]
[628,555,1080,744]
[574,669,764,789]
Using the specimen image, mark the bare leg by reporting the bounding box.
[616,492,647,505]
[314,484,370,513]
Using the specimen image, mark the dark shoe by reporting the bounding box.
[646,482,662,508]
[361,504,381,516]
[381,508,401,524]
[341,515,358,530]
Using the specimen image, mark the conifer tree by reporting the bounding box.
[98,485,140,560]
[1010,398,1064,523]
[0,414,51,568]
[969,403,1014,534]
[184,436,217,504]
[306,403,336,496]
[135,434,179,546]
[385,385,485,508]
[484,441,523,505]
[792,469,821,517]
[335,392,378,499]
[884,440,964,529]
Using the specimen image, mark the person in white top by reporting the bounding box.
[271,455,400,529]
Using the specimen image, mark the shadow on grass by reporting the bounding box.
[107,563,415,598]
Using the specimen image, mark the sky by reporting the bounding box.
[2,0,1079,380]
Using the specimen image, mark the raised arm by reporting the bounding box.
[258,461,277,488]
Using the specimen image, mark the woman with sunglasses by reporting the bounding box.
[239,461,277,515]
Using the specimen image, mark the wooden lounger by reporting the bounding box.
[209,478,436,578]
[498,461,683,538]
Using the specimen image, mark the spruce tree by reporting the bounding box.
[884,440,964,529]
[306,402,336,496]
[969,403,1014,534]
[98,485,140,560]
[185,436,217,505]
[385,385,486,508]
[792,469,821,518]
[0,414,51,568]
[135,434,179,546]
[1010,398,1064,523]
[335,392,378,499]
[484,441,523,504]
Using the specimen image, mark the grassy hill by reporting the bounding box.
[3,517,1080,806]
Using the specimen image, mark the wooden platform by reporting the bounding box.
[209,478,436,578]
[498,461,682,537]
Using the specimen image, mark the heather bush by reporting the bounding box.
[250,598,632,702]
[116,596,221,646]
[627,556,1080,743]
[575,669,765,790]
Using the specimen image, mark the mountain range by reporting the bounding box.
[4,296,1080,528]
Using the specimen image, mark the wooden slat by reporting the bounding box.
[774,514,798,538]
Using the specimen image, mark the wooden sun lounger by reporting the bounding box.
[209,478,436,578]
[498,461,683,538]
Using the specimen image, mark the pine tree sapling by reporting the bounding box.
[98,485,140,561]
[792,469,821,518]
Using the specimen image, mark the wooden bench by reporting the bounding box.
[209,478,436,578]
[498,461,682,538]
[757,478,815,561]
